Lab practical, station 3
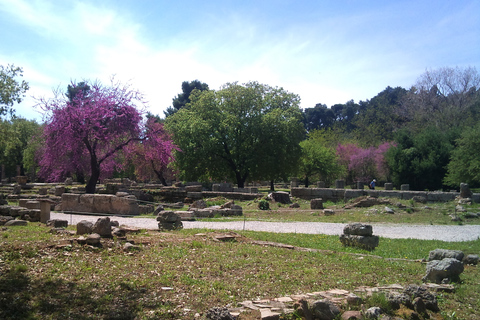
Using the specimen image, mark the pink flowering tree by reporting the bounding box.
[123,118,179,185]
[38,79,148,193]
[336,142,394,184]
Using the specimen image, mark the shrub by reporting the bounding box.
[258,199,270,210]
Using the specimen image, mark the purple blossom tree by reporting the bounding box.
[123,118,179,185]
[336,142,395,184]
[39,79,150,193]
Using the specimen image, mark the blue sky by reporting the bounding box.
[1,0,479,121]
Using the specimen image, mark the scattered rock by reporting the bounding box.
[206,307,235,320]
[365,307,382,319]
[46,219,68,228]
[76,220,93,235]
[86,233,101,246]
[0,215,14,225]
[413,297,427,316]
[344,223,373,236]
[310,299,341,320]
[112,227,126,237]
[189,200,207,210]
[323,209,335,216]
[384,206,394,214]
[412,196,427,204]
[341,310,363,320]
[346,294,362,306]
[403,285,439,312]
[157,211,183,231]
[289,203,300,208]
[4,219,27,226]
[386,292,412,310]
[123,242,141,252]
[310,198,324,210]
[268,191,291,204]
[463,254,479,265]
[428,249,464,262]
[423,258,464,284]
[93,217,112,238]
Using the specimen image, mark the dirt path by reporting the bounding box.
[50,212,480,242]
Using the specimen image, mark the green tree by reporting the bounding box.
[444,124,480,187]
[0,64,29,118]
[385,127,456,190]
[353,86,408,145]
[165,81,304,188]
[0,118,41,178]
[298,132,343,187]
[164,80,209,117]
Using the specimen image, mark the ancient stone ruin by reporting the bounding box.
[339,223,379,250]
[423,249,467,284]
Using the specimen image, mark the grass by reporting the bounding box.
[195,198,480,225]
[0,224,479,319]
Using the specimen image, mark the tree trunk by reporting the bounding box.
[270,180,275,191]
[154,169,168,186]
[305,176,310,188]
[235,171,247,188]
[86,162,100,194]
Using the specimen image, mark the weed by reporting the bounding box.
[258,199,270,210]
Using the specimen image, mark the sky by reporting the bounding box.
[1,0,479,122]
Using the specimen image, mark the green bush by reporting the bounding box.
[258,199,270,210]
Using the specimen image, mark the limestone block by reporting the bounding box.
[384,182,393,190]
[310,198,323,210]
[61,194,80,212]
[93,194,114,213]
[77,220,93,235]
[344,190,364,201]
[93,217,112,237]
[25,200,40,209]
[343,223,373,236]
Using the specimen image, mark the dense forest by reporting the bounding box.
[1,65,479,191]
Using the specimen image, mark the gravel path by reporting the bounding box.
[50,212,480,242]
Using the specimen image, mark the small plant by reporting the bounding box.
[258,199,270,210]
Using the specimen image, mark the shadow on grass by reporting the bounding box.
[0,268,168,320]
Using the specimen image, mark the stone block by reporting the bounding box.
[61,194,81,212]
[55,186,65,196]
[400,184,410,191]
[25,200,40,209]
[310,198,323,210]
[426,192,455,202]
[316,181,325,188]
[384,183,393,190]
[344,190,364,201]
[93,194,114,213]
[335,179,345,189]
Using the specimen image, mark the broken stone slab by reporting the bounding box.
[423,258,464,284]
[323,209,335,216]
[46,219,68,228]
[85,233,101,246]
[343,223,373,236]
[4,219,28,226]
[464,254,479,265]
[93,217,112,238]
[339,234,379,250]
[268,191,291,204]
[76,220,93,235]
[428,249,464,262]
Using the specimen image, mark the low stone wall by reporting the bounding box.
[291,187,477,203]
[61,194,140,215]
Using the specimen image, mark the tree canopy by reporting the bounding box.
[164,80,209,117]
[38,79,159,193]
[0,64,29,118]
[166,81,305,187]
